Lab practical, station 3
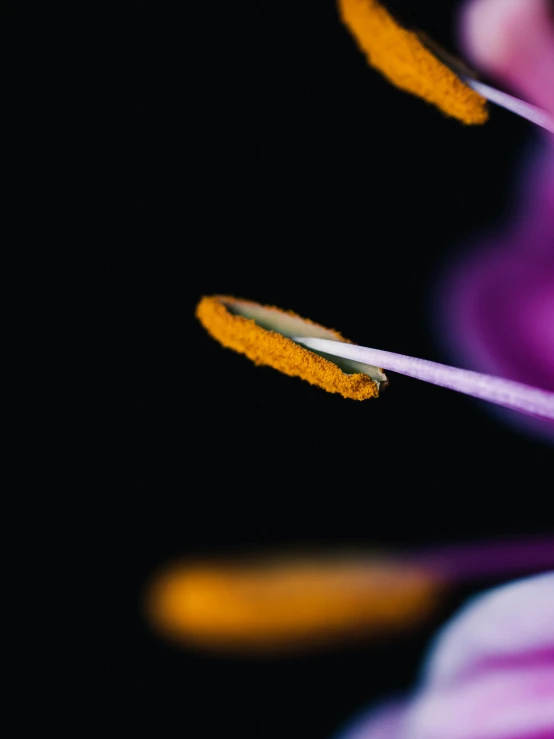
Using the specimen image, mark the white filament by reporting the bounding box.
[293,337,554,420]
[464,78,554,134]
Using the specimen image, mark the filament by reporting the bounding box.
[293,338,554,420]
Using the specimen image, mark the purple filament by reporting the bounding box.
[410,537,554,583]
[293,337,554,421]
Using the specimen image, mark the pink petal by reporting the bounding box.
[435,141,554,441]
[407,574,554,739]
[422,574,554,687]
[336,575,554,739]
[459,0,554,116]
[405,665,554,739]
[336,699,408,739]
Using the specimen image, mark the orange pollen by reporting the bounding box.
[338,0,489,124]
[195,295,385,401]
[145,555,444,652]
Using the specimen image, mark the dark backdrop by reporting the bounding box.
[6,1,552,736]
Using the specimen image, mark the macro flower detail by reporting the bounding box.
[336,573,554,739]
[437,142,554,441]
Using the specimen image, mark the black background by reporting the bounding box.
[6,1,553,736]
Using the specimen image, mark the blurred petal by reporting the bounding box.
[337,699,408,739]
[443,244,554,391]
[336,574,554,739]
[459,0,554,115]
[404,574,554,739]
[436,141,554,441]
[415,537,554,583]
[422,573,554,687]
[405,665,554,739]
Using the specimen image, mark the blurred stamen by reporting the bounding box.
[145,538,554,653]
[146,556,442,652]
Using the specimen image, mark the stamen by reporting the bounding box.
[145,555,443,652]
[196,296,386,400]
[416,32,554,134]
[463,78,554,134]
[293,338,554,420]
[337,0,488,124]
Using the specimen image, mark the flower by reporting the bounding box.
[436,141,554,441]
[336,573,554,739]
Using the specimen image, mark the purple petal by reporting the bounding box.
[422,573,554,687]
[404,665,554,739]
[336,699,409,739]
[409,574,554,739]
[435,142,554,441]
[413,538,554,583]
[447,3,554,441]
[459,0,554,116]
[443,244,554,389]
[336,575,554,739]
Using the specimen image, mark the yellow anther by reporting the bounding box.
[338,0,488,124]
[196,295,386,400]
